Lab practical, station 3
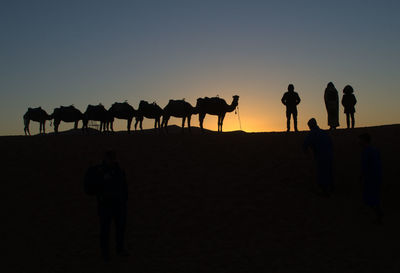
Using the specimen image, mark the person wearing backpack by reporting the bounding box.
[84,150,129,262]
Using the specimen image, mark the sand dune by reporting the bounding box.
[1,125,400,272]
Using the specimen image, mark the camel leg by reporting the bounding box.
[82,119,87,133]
[220,114,226,132]
[134,118,138,130]
[199,113,205,133]
[164,116,169,133]
[181,117,186,133]
[188,115,191,134]
[54,120,60,134]
[43,121,46,134]
[24,119,30,136]
[140,119,143,130]
[127,118,132,133]
[154,119,157,129]
[74,120,78,130]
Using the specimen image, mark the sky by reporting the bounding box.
[1,0,399,135]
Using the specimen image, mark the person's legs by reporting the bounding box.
[98,203,112,261]
[114,201,127,254]
[374,205,383,224]
[351,112,355,128]
[346,113,350,128]
[286,111,291,132]
[293,111,298,132]
[316,159,334,197]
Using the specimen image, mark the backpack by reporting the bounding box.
[84,165,102,196]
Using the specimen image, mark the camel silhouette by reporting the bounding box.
[23,107,52,135]
[135,100,163,130]
[82,104,113,132]
[162,99,198,133]
[196,95,239,132]
[108,102,136,133]
[51,105,83,134]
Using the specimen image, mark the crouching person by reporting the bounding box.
[85,150,129,262]
[303,118,334,197]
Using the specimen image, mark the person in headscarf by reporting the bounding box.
[324,82,339,130]
[341,85,357,129]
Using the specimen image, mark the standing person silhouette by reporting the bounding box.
[359,133,383,224]
[281,84,301,132]
[324,82,339,130]
[84,150,129,262]
[342,85,357,129]
[303,118,334,196]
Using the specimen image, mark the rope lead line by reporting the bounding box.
[236,106,242,131]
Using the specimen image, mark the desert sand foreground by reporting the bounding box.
[1,125,400,273]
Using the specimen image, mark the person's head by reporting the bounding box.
[307,118,318,130]
[103,150,117,166]
[358,133,371,148]
[288,84,294,92]
[327,82,335,88]
[343,85,354,94]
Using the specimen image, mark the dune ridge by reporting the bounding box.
[1,124,399,272]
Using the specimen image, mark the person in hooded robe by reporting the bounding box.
[324,82,339,130]
[341,85,357,129]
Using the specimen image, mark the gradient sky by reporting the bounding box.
[1,0,399,135]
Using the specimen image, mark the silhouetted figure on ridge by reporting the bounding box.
[51,105,83,134]
[162,99,198,134]
[196,95,239,132]
[84,150,129,261]
[324,82,339,130]
[281,84,301,132]
[23,107,52,135]
[303,118,334,197]
[135,100,164,131]
[359,133,383,224]
[342,85,357,129]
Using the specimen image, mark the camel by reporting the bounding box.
[196,95,239,132]
[135,100,163,130]
[51,105,83,134]
[82,104,112,132]
[162,99,198,133]
[23,107,52,135]
[108,102,136,132]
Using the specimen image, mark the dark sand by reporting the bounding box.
[1,125,400,273]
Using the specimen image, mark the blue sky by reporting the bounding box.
[1,0,399,134]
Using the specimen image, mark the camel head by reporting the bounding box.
[192,105,199,115]
[232,95,239,107]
